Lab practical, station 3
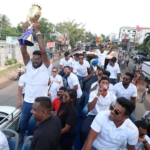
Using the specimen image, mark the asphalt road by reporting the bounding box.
[0,57,149,120]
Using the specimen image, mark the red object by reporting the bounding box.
[136,25,141,31]
[52,71,57,73]
[52,97,61,111]
[47,42,55,47]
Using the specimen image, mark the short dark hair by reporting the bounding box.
[59,87,67,91]
[74,53,79,57]
[64,66,71,70]
[99,77,109,84]
[103,71,111,77]
[35,97,51,111]
[33,50,42,57]
[94,55,98,58]
[110,57,116,63]
[64,51,70,57]
[135,120,148,129]
[83,52,86,54]
[52,67,58,71]
[79,54,84,57]
[117,97,135,116]
[125,72,134,81]
[100,46,104,50]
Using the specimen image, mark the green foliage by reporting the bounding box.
[56,20,85,48]
[12,58,17,64]
[5,59,13,65]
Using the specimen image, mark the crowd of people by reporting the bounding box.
[1,22,150,150]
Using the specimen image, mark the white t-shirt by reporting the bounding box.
[59,58,72,67]
[143,111,150,119]
[143,88,148,96]
[87,90,116,116]
[73,60,90,77]
[0,131,10,150]
[106,63,120,79]
[18,67,23,72]
[91,110,138,150]
[113,82,137,100]
[91,81,114,94]
[95,52,107,66]
[118,135,150,150]
[19,73,26,94]
[48,82,60,102]
[50,74,63,87]
[72,60,78,68]
[25,61,52,103]
[67,73,82,98]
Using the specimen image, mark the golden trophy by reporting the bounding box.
[18,4,42,46]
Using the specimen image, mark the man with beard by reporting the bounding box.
[52,87,67,115]
[18,22,52,142]
[113,72,137,122]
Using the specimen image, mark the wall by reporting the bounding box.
[0,43,39,66]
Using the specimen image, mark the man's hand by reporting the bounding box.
[16,101,22,109]
[23,22,29,32]
[97,87,103,96]
[138,137,146,143]
[33,21,40,33]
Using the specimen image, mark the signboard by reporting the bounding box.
[47,42,55,47]
[6,36,19,44]
[58,35,63,41]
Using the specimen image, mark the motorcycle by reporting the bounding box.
[14,70,24,80]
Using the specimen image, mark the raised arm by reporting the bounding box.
[33,21,50,68]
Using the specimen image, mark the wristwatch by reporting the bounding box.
[143,140,147,144]
[36,31,41,35]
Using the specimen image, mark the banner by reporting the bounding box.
[47,42,55,47]
[100,35,103,40]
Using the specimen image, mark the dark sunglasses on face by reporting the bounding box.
[110,105,121,116]
[63,94,68,98]
[31,58,41,63]
[79,58,84,60]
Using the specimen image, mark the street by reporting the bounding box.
[0,57,149,120]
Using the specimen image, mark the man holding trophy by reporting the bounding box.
[17,5,53,142]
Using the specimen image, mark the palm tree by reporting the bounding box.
[0,14,11,29]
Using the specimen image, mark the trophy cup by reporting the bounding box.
[18,4,42,46]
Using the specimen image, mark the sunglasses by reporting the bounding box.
[110,105,121,116]
[31,58,41,63]
[63,94,68,98]
[79,58,84,60]
[52,70,57,73]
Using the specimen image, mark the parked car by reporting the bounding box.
[138,56,150,64]
[136,51,148,57]
[133,55,143,64]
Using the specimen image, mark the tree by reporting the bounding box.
[56,20,85,48]
[143,33,150,54]
[0,14,11,28]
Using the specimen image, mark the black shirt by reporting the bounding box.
[83,75,98,92]
[30,115,61,150]
[58,104,77,130]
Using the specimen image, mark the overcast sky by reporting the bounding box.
[0,0,150,37]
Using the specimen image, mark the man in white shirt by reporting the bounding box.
[18,22,52,142]
[142,111,150,123]
[113,72,137,122]
[16,73,26,109]
[59,51,72,77]
[119,120,150,150]
[48,80,60,102]
[140,86,149,103]
[95,45,113,69]
[0,131,10,150]
[106,57,121,84]
[71,53,79,70]
[64,66,82,105]
[80,77,116,148]
[83,97,138,150]
[73,54,91,87]
[50,67,63,87]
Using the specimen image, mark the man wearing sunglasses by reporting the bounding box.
[119,120,150,150]
[80,77,116,148]
[113,72,137,122]
[83,97,138,150]
[50,67,63,87]
[18,22,52,142]
[73,54,91,88]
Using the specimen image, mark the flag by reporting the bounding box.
[100,35,103,40]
